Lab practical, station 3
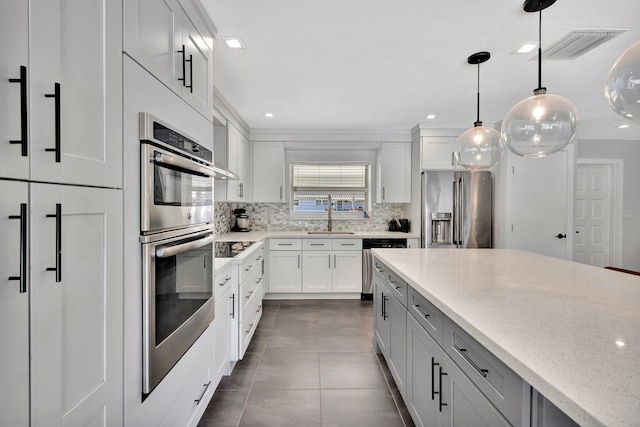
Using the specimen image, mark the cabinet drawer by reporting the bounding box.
[443,318,526,426]
[333,239,362,250]
[242,266,262,308]
[386,270,408,308]
[303,239,332,250]
[269,238,302,251]
[215,263,233,299]
[407,287,444,345]
[241,253,263,284]
[373,257,389,279]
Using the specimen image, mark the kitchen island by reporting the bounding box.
[372,248,640,427]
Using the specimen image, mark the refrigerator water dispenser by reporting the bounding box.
[431,212,452,245]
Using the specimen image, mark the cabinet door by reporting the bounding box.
[388,294,407,399]
[302,251,332,292]
[30,184,123,427]
[421,136,457,170]
[253,142,285,202]
[406,314,444,427]
[332,250,362,292]
[373,277,390,358]
[237,133,252,201]
[0,1,29,180]
[226,124,242,201]
[268,251,302,292]
[124,0,181,93]
[180,8,213,118]
[30,0,122,187]
[380,143,411,203]
[213,287,231,385]
[442,356,511,427]
[0,181,29,426]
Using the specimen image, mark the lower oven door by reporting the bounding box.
[142,228,215,394]
[141,143,214,234]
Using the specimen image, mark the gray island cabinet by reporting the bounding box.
[372,249,640,427]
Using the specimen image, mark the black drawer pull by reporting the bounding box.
[8,203,28,293]
[431,357,439,400]
[9,65,28,156]
[178,45,187,87]
[454,345,489,377]
[44,83,61,162]
[194,381,211,405]
[230,294,235,318]
[412,304,430,319]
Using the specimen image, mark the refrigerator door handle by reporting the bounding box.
[458,176,464,247]
[453,177,459,246]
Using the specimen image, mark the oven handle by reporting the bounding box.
[155,233,214,258]
[153,151,216,178]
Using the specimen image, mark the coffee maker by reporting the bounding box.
[232,208,251,232]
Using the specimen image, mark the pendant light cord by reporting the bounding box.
[475,62,481,126]
[536,2,544,92]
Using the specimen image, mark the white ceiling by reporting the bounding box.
[201,0,640,140]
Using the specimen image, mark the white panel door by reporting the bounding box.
[302,251,332,292]
[253,142,286,202]
[0,1,29,180]
[213,287,231,385]
[333,251,363,292]
[181,9,213,118]
[574,165,611,267]
[507,148,573,260]
[268,251,301,292]
[0,180,29,426]
[380,143,411,203]
[30,184,122,427]
[30,0,122,187]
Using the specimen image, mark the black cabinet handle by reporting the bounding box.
[186,54,193,93]
[431,357,439,400]
[8,65,28,156]
[178,45,187,87]
[8,203,28,293]
[555,233,567,239]
[230,293,235,318]
[412,304,430,320]
[439,366,448,412]
[45,204,62,282]
[454,345,489,378]
[382,294,388,320]
[44,83,61,162]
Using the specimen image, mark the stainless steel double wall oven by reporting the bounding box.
[139,113,217,394]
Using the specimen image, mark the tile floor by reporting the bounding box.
[198,299,415,427]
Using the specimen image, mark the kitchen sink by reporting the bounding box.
[307,231,355,235]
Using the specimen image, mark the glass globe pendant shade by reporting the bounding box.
[605,40,640,122]
[455,125,504,170]
[501,91,578,158]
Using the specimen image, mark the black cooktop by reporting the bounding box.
[215,241,255,258]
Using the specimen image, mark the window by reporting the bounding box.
[291,163,369,217]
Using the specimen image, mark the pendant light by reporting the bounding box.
[501,0,578,158]
[605,39,640,123]
[455,52,505,170]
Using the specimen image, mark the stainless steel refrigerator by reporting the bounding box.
[421,170,492,248]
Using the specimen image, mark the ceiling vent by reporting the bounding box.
[541,29,626,60]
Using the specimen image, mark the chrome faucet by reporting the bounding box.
[327,195,332,231]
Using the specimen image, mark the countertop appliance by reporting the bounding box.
[362,238,407,299]
[421,170,491,248]
[215,241,255,258]
[231,208,251,232]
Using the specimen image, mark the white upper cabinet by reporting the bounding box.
[379,143,411,203]
[124,0,215,121]
[253,142,286,203]
[0,0,29,180]
[220,123,251,202]
[421,136,458,170]
[1,0,122,187]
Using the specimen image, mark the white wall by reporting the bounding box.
[576,139,640,271]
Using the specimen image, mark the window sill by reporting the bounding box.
[289,213,368,221]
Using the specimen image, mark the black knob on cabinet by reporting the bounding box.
[555,233,567,239]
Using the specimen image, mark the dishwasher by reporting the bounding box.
[362,238,407,299]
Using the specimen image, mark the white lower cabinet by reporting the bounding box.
[0,180,122,426]
[302,251,333,292]
[237,243,265,359]
[373,274,390,358]
[268,239,302,293]
[213,262,233,386]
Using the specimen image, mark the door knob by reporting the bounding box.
[555,233,567,239]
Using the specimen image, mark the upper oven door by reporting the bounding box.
[141,143,214,234]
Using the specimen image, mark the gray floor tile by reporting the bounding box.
[253,352,320,390]
[319,352,387,389]
[198,389,249,427]
[239,389,321,427]
[320,389,405,427]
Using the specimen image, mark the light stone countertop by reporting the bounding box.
[371,248,640,427]
[216,230,420,242]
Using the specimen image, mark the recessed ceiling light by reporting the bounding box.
[224,38,245,49]
[615,340,625,348]
[516,43,537,53]
[426,114,436,120]
[264,112,274,118]
[617,124,630,129]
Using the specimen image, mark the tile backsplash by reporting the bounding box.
[214,202,407,235]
